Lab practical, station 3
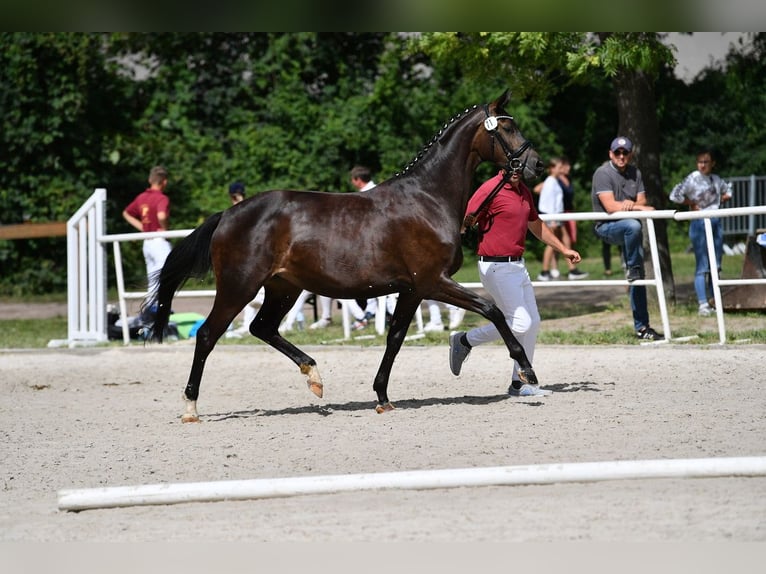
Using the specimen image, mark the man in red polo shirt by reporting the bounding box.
[449,166,582,397]
[122,165,172,294]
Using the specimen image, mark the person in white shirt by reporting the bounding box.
[535,157,588,281]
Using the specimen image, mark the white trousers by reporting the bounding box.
[465,260,540,382]
[143,237,172,293]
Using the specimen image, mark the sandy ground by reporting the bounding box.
[2,339,765,543]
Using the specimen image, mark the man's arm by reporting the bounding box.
[528,219,581,264]
[122,209,143,232]
[596,190,653,213]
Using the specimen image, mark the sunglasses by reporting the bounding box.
[612,149,631,157]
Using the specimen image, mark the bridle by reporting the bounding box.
[482,103,534,175]
[459,105,534,233]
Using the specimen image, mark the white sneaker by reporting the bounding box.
[698,303,714,317]
[309,317,332,329]
[423,322,445,332]
[448,308,466,330]
[278,323,292,334]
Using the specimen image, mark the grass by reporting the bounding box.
[1,252,763,349]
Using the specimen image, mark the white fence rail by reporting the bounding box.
[57,190,766,347]
[674,205,766,344]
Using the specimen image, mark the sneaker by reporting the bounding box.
[537,271,552,281]
[508,383,552,397]
[352,319,368,331]
[423,322,445,332]
[449,331,471,376]
[698,303,714,317]
[568,268,589,280]
[636,326,663,341]
[448,308,466,330]
[626,266,644,282]
[309,317,332,329]
[549,268,561,279]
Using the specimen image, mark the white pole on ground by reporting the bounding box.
[58,455,766,512]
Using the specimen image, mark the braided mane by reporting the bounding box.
[394,105,479,177]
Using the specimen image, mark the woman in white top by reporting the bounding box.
[535,157,588,281]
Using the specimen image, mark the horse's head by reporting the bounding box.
[481,90,544,183]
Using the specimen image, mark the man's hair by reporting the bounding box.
[229,181,246,196]
[148,166,168,185]
[350,165,372,183]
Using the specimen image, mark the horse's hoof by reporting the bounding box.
[181,413,200,423]
[375,402,395,414]
[518,368,539,386]
[308,381,323,398]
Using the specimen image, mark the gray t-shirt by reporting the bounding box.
[591,161,645,214]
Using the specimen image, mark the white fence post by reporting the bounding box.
[674,205,766,344]
[56,188,107,347]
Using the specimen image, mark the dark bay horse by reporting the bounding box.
[149,90,544,422]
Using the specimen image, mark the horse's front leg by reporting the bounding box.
[372,294,421,413]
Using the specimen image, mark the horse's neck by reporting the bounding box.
[412,132,483,216]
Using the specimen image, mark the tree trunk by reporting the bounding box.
[613,70,677,303]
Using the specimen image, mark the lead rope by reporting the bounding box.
[460,169,512,234]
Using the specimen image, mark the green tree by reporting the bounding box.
[414,32,680,297]
[0,32,133,294]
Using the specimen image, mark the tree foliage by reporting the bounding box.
[0,32,763,295]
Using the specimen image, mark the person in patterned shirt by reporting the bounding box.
[669,149,732,316]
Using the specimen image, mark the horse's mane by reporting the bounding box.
[393,104,479,178]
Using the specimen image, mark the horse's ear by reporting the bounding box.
[496,89,510,108]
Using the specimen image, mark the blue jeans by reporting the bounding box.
[595,219,649,331]
[689,217,723,305]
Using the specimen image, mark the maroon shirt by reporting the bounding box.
[465,171,539,258]
[124,188,170,232]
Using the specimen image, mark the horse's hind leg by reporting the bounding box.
[251,280,324,398]
[431,278,538,385]
[182,302,241,422]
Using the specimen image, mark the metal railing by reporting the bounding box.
[722,175,766,237]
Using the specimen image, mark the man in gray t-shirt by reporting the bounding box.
[591,136,663,341]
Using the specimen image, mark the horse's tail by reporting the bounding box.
[145,212,224,343]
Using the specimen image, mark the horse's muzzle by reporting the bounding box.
[522,153,545,183]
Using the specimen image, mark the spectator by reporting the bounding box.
[669,149,732,316]
[290,165,379,332]
[347,165,381,330]
[591,136,663,341]
[122,165,172,296]
[422,300,466,332]
[536,156,588,281]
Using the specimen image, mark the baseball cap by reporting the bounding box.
[610,137,633,153]
[228,181,245,196]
